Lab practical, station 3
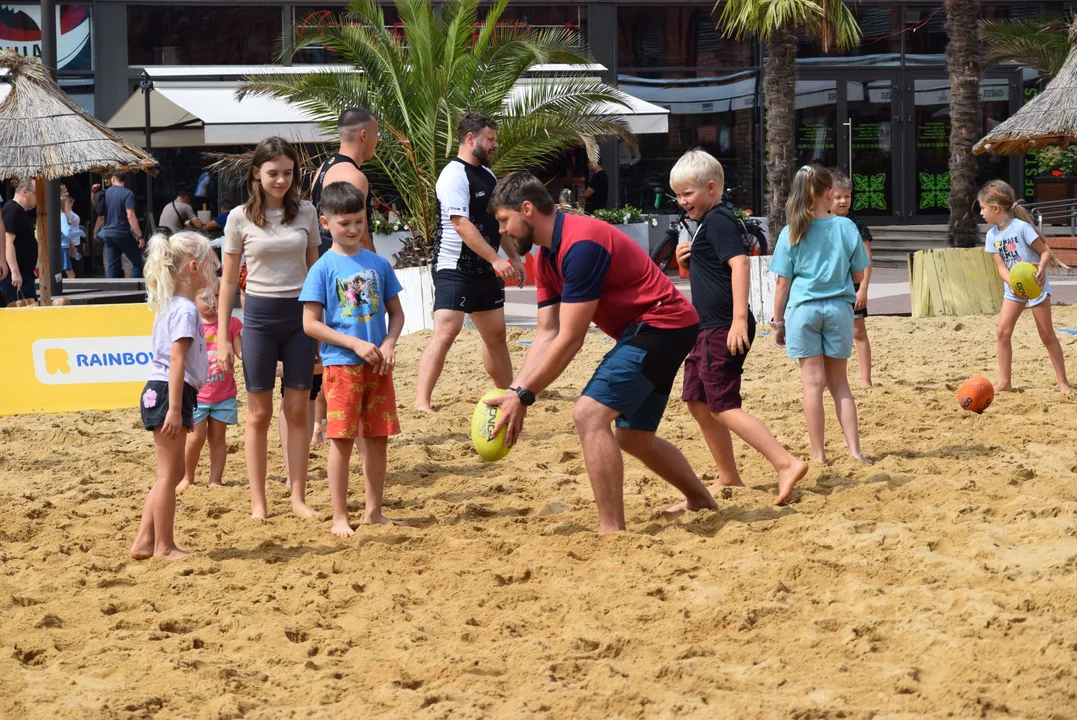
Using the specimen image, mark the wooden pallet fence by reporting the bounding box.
[908,248,1003,318]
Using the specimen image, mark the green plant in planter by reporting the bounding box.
[591,205,657,226]
[1035,146,1077,178]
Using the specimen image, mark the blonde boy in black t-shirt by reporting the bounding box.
[671,150,807,507]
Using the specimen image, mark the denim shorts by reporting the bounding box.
[581,323,698,433]
[193,396,239,425]
[786,299,854,359]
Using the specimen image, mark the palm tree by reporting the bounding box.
[240,0,635,262]
[980,15,1071,79]
[946,0,982,248]
[716,0,860,230]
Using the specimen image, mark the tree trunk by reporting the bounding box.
[763,26,798,232]
[35,176,52,306]
[945,0,982,248]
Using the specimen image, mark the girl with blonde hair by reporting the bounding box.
[770,166,871,464]
[979,180,1070,393]
[130,231,215,559]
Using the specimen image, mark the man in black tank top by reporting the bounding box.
[311,107,380,256]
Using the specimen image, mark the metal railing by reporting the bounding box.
[1028,198,1077,234]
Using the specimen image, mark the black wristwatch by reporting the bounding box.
[510,386,536,407]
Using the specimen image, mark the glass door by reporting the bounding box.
[904,71,1021,222]
[797,73,901,224]
[841,77,900,223]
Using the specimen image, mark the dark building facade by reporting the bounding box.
[2,1,1070,224]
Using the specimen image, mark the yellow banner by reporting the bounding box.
[0,304,155,417]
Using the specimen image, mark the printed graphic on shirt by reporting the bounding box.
[993,238,1022,268]
[336,270,379,322]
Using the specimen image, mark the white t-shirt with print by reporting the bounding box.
[984,218,1051,302]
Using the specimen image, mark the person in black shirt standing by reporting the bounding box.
[671,150,807,507]
[1,179,39,305]
[582,159,609,213]
[310,107,380,256]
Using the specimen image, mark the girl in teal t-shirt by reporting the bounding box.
[770,165,870,465]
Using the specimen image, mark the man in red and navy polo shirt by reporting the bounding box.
[486,171,718,533]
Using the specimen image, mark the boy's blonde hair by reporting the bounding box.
[144,231,217,313]
[670,149,725,194]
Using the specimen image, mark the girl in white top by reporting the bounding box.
[217,137,322,519]
[131,231,215,560]
[980,180,1070,393]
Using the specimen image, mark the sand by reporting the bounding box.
[3,307,1077,719]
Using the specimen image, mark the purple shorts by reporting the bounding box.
[681,325,755,414]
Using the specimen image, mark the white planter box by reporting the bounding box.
[618,222,650,254]
[372,231,412,264]
[395,265,436,336]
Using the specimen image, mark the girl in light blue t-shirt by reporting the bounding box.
[979,180,1070,393]
[771,166,871,465]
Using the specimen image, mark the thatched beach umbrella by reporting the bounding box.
[974,19,1077,155]
[0,49,156,304]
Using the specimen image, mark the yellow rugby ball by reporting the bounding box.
[1009,261,1042,301]
[471,389,511,462]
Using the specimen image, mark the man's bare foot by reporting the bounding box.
[414,403,436,415]
[208,482,223,490]
[363,511,405,526]
[129,537,154,560]
[330,519,356,537]
[291,499,321,518]
[662,490,719,514]
[176,479,192,492]
[155,546,188,560]
[994,381,1014,392]
[848,452,873,464]
[775,458,809,506]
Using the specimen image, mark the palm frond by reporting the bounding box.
[979,16,1072,77]
[716,0,860,49]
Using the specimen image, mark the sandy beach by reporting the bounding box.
[2,306,1077,719]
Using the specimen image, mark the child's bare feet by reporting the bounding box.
[811,452,828,464]
[176,479,192,492]
[848,452,873,464]
[1059,382,1071,394]
[775,458,809,506]
[330,518,356,537]
[129,537,154,560]
[994,381,1014,392]
[414,403,436,415]
[859,380,872,388]
[251,499,268,520]
[363,511,405,526]
[208,481,223,490]
[156,546,188,560]
[291,499,321,518]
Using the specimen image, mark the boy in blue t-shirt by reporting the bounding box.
[300,182,405,536]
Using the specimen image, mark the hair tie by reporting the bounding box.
[1011,200,1020,210]
[800,165,814,175]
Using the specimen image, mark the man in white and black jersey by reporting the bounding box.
[415,112,523,413]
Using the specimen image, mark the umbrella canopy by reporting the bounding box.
[974,20,1077,155]
[0,50,157,178]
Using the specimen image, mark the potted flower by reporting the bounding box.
[1033,146,1077,205]
[591,205,659,253]
[368,211,413,263]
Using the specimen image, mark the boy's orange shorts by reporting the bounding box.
[323,365,400,440]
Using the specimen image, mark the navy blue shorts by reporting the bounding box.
[581,323,698,433]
